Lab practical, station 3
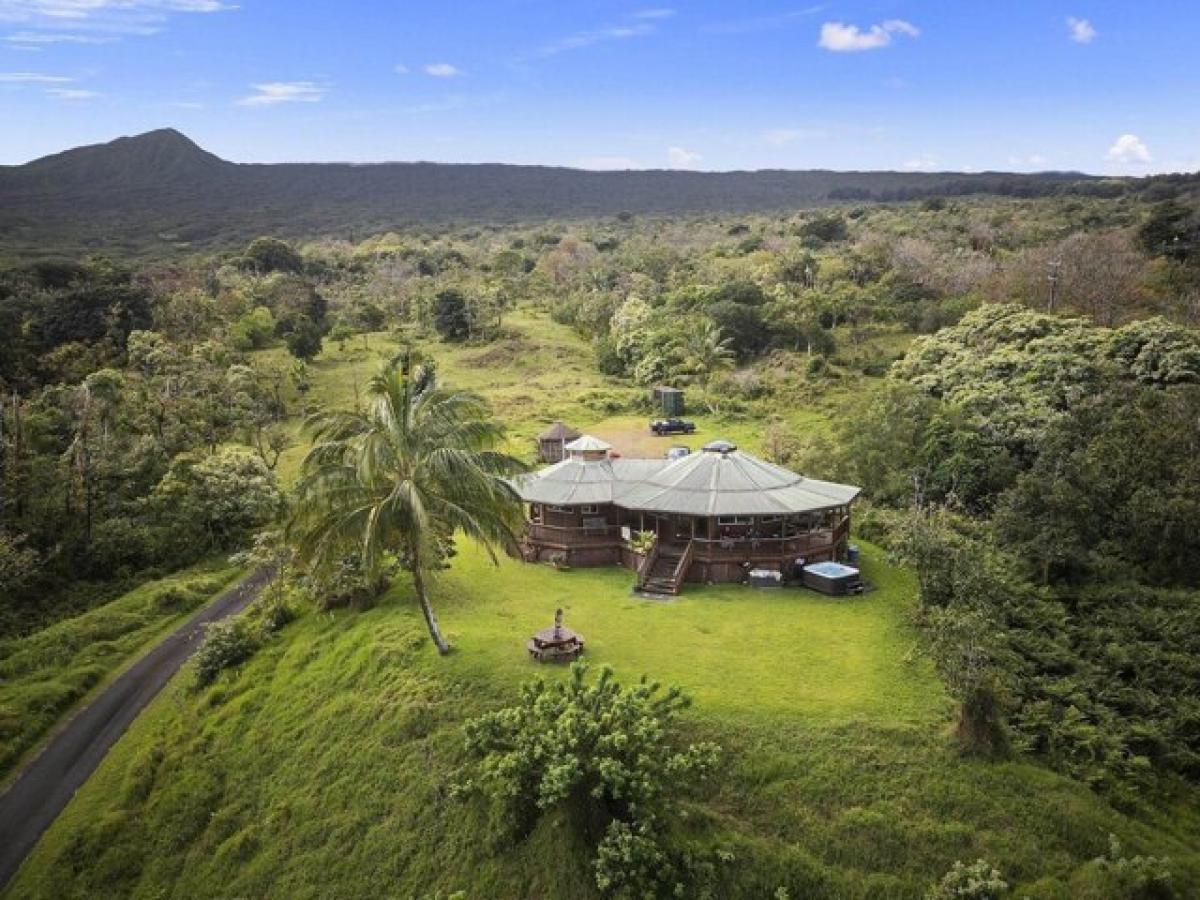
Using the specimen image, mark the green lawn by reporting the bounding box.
[435,539,941,725]
[0,560,242,784]
[8,541,1198,898]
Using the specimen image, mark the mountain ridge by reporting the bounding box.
[0,128,1144,257]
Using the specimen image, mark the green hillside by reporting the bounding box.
[9,537,1199,899]
[7,309,1200,898]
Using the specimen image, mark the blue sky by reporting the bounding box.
[1,1,1197,173]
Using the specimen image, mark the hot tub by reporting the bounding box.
[801,561,863,596]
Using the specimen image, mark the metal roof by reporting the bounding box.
[512,457,666,505]
[512,437,860,516]
[564,435,613,453]
[619,446,859,516]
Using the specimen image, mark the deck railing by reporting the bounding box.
[525,516,850,562]
[690,517,849,563]
[670,540,695,589]
[636,538,661,590]
[524,522,624,547]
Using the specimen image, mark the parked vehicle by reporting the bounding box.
[650,418,696,436]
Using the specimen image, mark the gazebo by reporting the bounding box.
[512,437,860,594]
[536,421,582,463]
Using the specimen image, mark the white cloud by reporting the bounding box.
[1106,133,1151,165]
[577,155,642,170]
[762,127,828,146]
[534,23,653,58]
[423,62,462,77]
[46,86,96,99]
[0,70,71,82]
[902,156,937,171]
[4,30,110,44]
[632,8,674,19]
[393,63,409,75]
[667,146,702,169]
[0,0,234,45]
[1067,17,1096,44]
[818,19,919,52]
[237,81,326,106]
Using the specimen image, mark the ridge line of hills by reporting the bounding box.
[0,128,1189,257]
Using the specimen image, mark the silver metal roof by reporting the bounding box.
[512,438,859,516]
[512,457,666,506]
[564,435,612,453]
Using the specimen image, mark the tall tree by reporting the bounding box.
[289,353,525,653]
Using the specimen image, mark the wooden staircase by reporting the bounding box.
[638,540,693,595]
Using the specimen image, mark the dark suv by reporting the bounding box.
[650,417,696,436]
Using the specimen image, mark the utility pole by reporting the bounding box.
[1046,258,1061,312]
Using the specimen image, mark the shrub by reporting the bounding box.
[1067,835,1174,900]
[252,595,296,634]
[308,555,384,611]
[193,618,258,687]
[577,389,635,415]
[926,859,1009,899]
[150,586,194,613]
[455,663,723,898]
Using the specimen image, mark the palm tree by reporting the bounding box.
[678,318,735,389]
[288,352,525,654]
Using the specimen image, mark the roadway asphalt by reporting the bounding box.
[0,567,272,890]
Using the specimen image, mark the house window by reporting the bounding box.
[718,515,750,526]
[547,505,574,513]
[580,504,600,515]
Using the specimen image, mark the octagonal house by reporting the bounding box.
[512,435,860,594]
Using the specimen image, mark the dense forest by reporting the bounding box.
[4,185,1200,897]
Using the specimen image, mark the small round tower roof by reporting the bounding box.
[564,435,613,453]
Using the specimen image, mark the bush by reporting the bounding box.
[926,859,1008,899]
[455,663,723,898]
[1067,835,1174,900]
[193,618,258,687]
[308,555,383,611]
[252,595,296,634]
[577,389,635,415]
[150,586,194,613]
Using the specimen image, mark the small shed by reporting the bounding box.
[651,385,685,416]
[536,421,581,463]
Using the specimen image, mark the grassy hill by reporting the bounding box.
[6,311,1200,897]
[0,129,1118,257]
[10,539,1200,898]
[0,561,242,785]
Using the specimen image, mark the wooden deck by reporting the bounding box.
[522,517,850,587]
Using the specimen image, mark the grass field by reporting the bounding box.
[8,540,1200,898]
[268,308,867,483]
[0,560,241,784]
